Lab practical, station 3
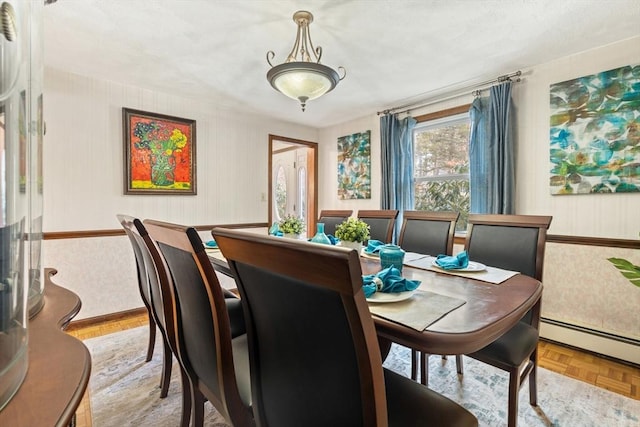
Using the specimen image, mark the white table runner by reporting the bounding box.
[403,254,519,284]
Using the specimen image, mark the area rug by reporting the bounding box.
[85,326,639,426]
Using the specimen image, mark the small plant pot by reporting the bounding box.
[340,241,363,252]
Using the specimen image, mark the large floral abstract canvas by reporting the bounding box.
[549,64,640,195]
[123,108,196,195]
[338,130,371,199]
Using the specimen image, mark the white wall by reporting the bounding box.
[43,68,318,318]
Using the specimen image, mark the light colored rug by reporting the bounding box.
[85,326,639,426]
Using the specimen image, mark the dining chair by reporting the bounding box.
[457,214,552,427]
[116,215,161,379]
[357,209,399,243]
[144,219,254,427]
[118,214,191,427]
[396,210,459,384]
[317,209,353,236]
[212,228,477,427]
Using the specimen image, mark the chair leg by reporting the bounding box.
[507,368,521,427]
[145,311,156,362]
[529,352,538,407]
[455,354,463,374]
[410,349,418,381]
[159,339,172,398]
[180,369,192,427]
[420,352,429,385]
[191,384,205,427]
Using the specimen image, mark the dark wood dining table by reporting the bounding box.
[208,248,542,357]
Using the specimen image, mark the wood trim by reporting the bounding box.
[66,307,147,332]
[414,104,471,123]
[43,222,268,240]
[453,233,639,250]
[41,224,639,250]
[546,234,640,249]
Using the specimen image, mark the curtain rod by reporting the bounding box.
[377,70,522,116]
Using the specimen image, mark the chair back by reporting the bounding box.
[357,210,399,243]
[117,214,154,322]
[397,211,459,256]
[317,209,353,236]
[117,214,173,345]
[213,229,387,427]
[144,219,252,426]
[464,214,552,282]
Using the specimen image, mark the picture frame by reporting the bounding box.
[337,130,371,199]
[123,108,196,195]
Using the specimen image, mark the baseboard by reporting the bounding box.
[540,318,640,366]
[66,307,147,332]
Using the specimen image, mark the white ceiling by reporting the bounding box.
[43,0,640,129]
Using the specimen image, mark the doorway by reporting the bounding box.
[268,134,317,237]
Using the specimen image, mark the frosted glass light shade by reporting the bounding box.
[267,62,340,103]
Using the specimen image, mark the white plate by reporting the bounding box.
[431,259,486,272]
[366,290,415,303]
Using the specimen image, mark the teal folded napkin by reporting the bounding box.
[435,251,469,270]
[364,239,385,254]
[205,239,218,248]
[362,266,421,298]
[269,222,283,237]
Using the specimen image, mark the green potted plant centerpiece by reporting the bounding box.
[335,217,370,251]
[279,214,304,238]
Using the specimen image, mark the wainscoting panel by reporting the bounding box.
[44,235,139,320]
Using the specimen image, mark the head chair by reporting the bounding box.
[213,229,386,426]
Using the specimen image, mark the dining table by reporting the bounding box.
[207,245,542,357]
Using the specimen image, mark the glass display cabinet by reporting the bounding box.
[0,0,44,410]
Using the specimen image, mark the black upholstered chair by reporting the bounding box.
[144,219,253,427]
[118,214,191,426]
[357,209,399,243]
[396,211,459,384]
[457,214,552,427]
[213,228,477,427]
[117,215,164,384]
[317,209,353,236]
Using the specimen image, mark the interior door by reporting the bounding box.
[268,135,317,237]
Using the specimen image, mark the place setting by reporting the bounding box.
[360,243,467,331]
[403,250,520,285]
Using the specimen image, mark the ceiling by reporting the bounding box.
[43,0,640,129]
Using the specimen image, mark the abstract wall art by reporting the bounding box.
[123,108,196,195]
[549,64,640,195]
[337,130,371,199]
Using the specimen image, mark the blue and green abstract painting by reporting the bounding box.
[338,130,371,199]
[550,64,640,195]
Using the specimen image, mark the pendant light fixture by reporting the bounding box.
[266,10,345,112]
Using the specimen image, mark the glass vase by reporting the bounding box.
[310,223,331,245]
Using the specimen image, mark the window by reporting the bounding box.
[413,110,470,231]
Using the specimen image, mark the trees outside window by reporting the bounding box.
[413,112,470,231]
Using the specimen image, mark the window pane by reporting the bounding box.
[413,114,470,231]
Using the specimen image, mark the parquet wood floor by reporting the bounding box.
[66,311,639,427]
